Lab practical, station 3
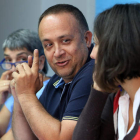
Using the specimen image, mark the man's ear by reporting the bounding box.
[39,55,45,70]
[84,31,93,49]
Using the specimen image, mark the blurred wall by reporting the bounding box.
[96,0,140,16]
[0,0,95,77]
[0,0,42,75]
[41,0,95,35]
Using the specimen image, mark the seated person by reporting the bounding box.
[11,4,94,140]
[0,29,50,140]
[73,3,140,140]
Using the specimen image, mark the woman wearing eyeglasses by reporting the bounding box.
[0,29,50,140]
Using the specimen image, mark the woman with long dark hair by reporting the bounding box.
[73,3,140,140]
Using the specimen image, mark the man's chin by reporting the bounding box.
[57,72,74,82]
[57,73,69,78]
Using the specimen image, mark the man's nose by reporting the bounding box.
[54,46,65,58]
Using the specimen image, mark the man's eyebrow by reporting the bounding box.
[42,35,74,42]
[42,39,50,42]
[58,35,74,39]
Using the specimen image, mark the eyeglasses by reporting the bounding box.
[0,58,28,70]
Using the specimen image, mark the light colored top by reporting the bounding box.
[5,79,50,132]
[118,87,140,140]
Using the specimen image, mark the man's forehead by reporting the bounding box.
[38,13,80,41]
[39,12,78,29]
[42,12,76,21]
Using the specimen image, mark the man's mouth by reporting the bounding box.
[56,60,69,67]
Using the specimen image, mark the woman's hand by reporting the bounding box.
[92,72,103,91]
[0,70,13,104]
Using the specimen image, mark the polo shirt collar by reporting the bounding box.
[53,78,72,88]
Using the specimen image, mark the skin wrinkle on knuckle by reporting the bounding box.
[27,72,32,77]
[24,63,29,68]
[33,60,38,65]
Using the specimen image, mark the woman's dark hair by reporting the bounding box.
[94,3,140,92]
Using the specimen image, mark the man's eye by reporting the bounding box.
[63,39,70,43]
[44,43,52,48]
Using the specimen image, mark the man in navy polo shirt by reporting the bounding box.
[11,4,94,140]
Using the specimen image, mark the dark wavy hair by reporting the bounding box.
[94,3,140,92]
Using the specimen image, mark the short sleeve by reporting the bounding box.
[36,79,50,99]
[5,95,14,113]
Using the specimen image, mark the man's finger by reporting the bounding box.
[32,49,39,73]
[21,63,32,75]
[10,79,16,88]
[12,71,19,79]
[28,55,33,68]
[39,73,43,85]
[16,64,26,75]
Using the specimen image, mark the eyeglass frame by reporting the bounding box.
[0,58,28,70]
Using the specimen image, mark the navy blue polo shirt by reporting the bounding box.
[39,57,94,121]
